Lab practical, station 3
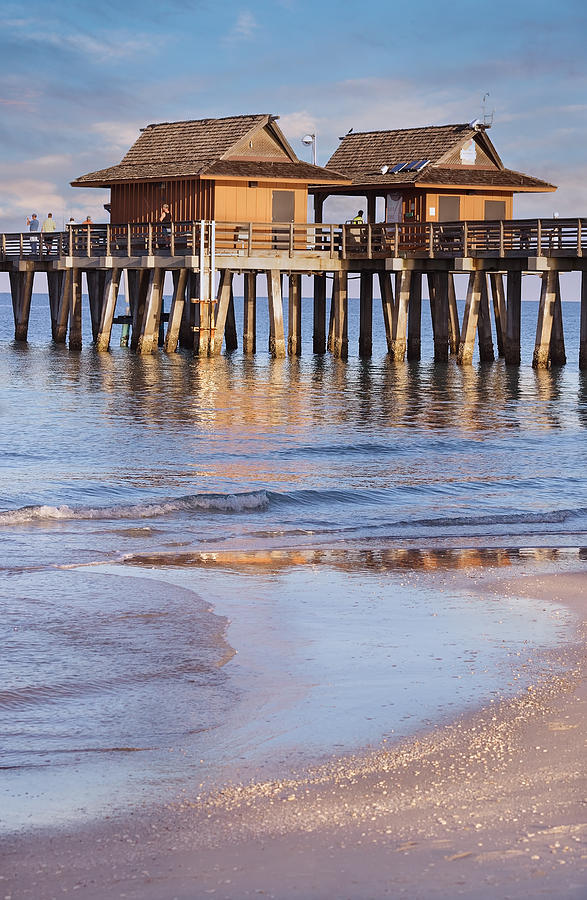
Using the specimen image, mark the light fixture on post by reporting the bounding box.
[302,133,316,166]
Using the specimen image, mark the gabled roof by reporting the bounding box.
[321,123,555,193]
[72,114,348,187]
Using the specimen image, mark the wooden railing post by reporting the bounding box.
[148,223,153,256]
[428,222,434,258]
[247,222,252,255]
[170,222,175,257]
[289,222,294,257]
[19,232,23,258]
[537,219,542,255]
[1,232,6,259]
[578,219,582,257]
[463,222,469,257]
[394,223,399,256]
[499,220,504,257]
[87,225,91,257]
[341,224,346,259]
[367,223,372,259]
[330,224,335,258]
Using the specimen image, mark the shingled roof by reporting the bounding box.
[321,123,555,192]
[72,114,348,187]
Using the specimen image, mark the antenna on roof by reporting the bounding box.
[481,93,494,128]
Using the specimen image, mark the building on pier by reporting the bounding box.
[312,122,555,224]
[71,114,349,225]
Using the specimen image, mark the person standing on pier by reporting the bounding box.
[27,213,40,255]
[41,212,56,255]
[159,203,171,250]
[351,209,364,224]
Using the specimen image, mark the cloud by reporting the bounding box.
[225,10,259,42]
[90,121,144,153]
[0,177,67,219]
[278,110,319,154]
[2,19,156,63]
[516,164,587,218]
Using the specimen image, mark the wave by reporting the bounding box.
[0,490,270,525]
[0,486,585,533]
[402,508,587,530]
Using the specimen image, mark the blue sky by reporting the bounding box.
[1,0,586,231]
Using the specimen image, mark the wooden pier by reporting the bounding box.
[2,217,586,369]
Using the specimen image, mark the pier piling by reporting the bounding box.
[447,273,459,355]
[434,271,450,362]
[407,271,422,361]
[288,273,302,356]
[478,275,495,363]
[266,270,286,358]
[580,272,587,371]
[243,272,256,354]
[332,271,348,359]
[164,269,188,354]
[9,270,34,342]
[532,271,557,369]
[313,274,327,354]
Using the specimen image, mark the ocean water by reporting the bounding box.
[0,289,585,833]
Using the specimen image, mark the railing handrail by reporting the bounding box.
[2,217,587,263]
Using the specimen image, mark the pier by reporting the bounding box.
[2,217,586,369]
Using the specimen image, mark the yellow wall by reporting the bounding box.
[212,179,308,223]
[424,190,513,221]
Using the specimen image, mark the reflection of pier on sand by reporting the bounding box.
[122,546,587,574]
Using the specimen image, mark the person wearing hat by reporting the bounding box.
[27,213,40,255]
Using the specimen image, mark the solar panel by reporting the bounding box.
[389,163,408,174]
[401,159,430,172]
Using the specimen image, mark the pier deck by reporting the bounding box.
[2,219,586,368]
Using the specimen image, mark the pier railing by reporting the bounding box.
[2,218,586,263]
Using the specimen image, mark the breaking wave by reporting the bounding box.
[0,490,270,525]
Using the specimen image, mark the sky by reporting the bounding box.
[1,0,586,232]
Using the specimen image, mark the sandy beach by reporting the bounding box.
[2,567,585,900]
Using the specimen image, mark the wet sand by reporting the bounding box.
[2,570,586,899]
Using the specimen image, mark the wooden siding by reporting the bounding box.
[213,179,307,223]
[424,190,513,222]
[228,126,291,161]
[110,179,214,223]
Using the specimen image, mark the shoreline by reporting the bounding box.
[2,566,586,898]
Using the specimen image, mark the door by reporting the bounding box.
[438,195,461,222]
[272,190,295,248]
[484,200,506,221]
